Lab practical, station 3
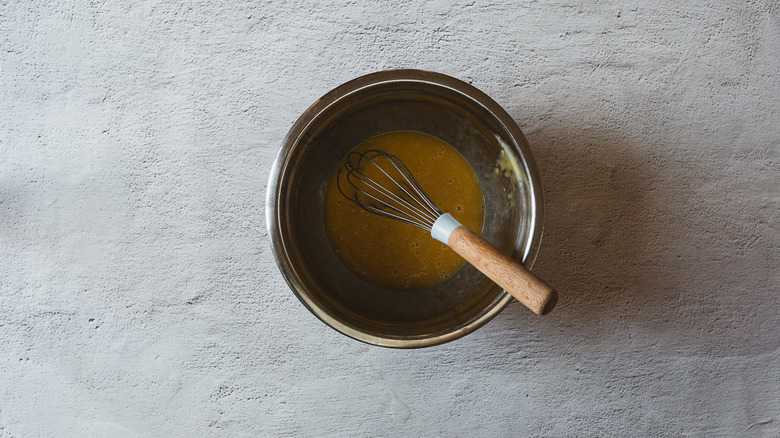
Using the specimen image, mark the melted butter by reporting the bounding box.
[495,148,524,200]
[324,131,485,290]
[496,149,517,178]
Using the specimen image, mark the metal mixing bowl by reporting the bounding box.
[266,70,545,348]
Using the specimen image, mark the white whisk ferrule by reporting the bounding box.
[431,213,462,245]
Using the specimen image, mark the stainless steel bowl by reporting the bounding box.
[266,70,545,348]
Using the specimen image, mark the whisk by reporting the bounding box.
[338,149,557,315]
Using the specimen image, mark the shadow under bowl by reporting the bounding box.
[266,70,544,348]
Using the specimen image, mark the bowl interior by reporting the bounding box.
[274,74,541,346]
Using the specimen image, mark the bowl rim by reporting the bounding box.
[265,69,545,348]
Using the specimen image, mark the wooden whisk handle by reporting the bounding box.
[447,226,558,315]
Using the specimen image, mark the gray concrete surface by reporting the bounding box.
[1,0,778,436]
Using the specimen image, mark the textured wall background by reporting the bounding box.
[1,0,778,436]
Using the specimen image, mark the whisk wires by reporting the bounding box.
[337,149,443,231]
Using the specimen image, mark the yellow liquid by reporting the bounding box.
[324,131,485,290]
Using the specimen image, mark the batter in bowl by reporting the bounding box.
[324,131,485,290]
